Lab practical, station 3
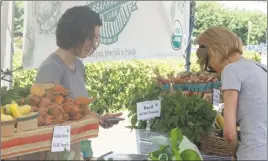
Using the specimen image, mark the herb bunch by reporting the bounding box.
[129,90,217,143]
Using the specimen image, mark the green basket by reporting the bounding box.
[173,81,221,92]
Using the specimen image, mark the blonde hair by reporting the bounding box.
[196,27,243,67]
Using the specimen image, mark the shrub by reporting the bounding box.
[243,50,261,62]
[12,50,181,114]
[12,45,261,114]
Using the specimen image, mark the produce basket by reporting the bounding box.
[199,131,232,157]
[1,114,99,159]
[156,72,223,103]
[1,119,17,137]
[16,112,39,132]
[173,81,221,92]
[160,84,171,91]
[172,71,220,90]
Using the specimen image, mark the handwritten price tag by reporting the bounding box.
[51,126,71,152]
[137,100,161,121]
[213,88,220,107]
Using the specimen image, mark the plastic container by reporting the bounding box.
[135,129,168,154]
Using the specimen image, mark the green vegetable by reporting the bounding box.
[158,153,169,161]
[174,149,182,160]
[148,128,202,161]
[180,149,201,161]
[1,85,31,105]
[171,128,183,149]
[170,128,183,160]
[129,91,216,143]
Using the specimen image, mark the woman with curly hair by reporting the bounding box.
[17,6,123,161]
[196,27,267,160]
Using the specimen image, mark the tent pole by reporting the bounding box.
[1,1,15,89]
[9,1,15,89]
[185,1,196,72]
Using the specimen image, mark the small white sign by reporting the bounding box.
[137,100,161,121]
[51,126,71,152]
[213,88,220,107]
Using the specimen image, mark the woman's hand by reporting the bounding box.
[99,112,123,129]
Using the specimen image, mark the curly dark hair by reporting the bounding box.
[56,5,102,50]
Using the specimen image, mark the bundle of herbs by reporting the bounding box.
[1,85,31,105]
[128,90,217,143]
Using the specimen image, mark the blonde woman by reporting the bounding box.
[196,27,267,160]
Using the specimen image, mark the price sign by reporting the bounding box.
[213,88,220,107]
[51,126,71,152]
[137,100,161,121]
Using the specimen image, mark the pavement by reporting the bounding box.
[91,111,139,157]
[89,111,234,160]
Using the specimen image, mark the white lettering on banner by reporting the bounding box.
[22,1,190,69]
[91,48,137,58]
[213,88,220,107]
[51,126,71,152]
[137,100,161,120]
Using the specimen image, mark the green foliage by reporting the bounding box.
[12,48,37,88]
[1,85,31,106]
[85,60,182,114]
[194,2,267,45]
[243,50,262,62]
[14,1,24,37]
[129,91,217,143]
[85,60,158,114]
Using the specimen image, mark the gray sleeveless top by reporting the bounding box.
[35,54,88,99]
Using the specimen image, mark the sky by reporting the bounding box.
[219,1,267,13]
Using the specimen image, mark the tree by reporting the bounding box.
[14,1,24,37]
[193,2,267,45]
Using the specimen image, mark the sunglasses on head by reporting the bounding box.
[198,45,216,73]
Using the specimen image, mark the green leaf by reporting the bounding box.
[174,148,182,161]
[150,146,168,159]
[158,153,169,161]
[170,128,183,155]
